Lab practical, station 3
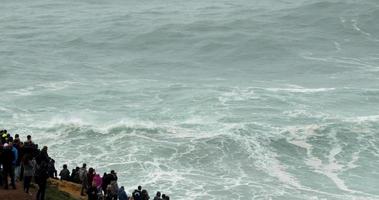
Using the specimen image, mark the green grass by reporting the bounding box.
[45,185,77,200]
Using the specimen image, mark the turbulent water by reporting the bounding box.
[1,0,379,199]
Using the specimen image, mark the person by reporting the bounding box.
[118,186,129,200]
[132,185,142,200]
[13,137,22,181]
[35,146,50,200]
[87,182,98,200]
[93,173,102,189]
[102,171,117,196]
[5,131,13,142]
[35,146,49,164]
[2,143,16,189]
[79,163,88,196]
[70,167,80,183]
[87,168,95,190]
[59,164,70,181]
[164,196,170,200]
[22,153,35,194]
[154,191,162,200]
[48,159,57,178]
[108,170,119,200]
[10,141,18,187]
[101,172,108,195]
[1,130,7,144]
[110,170,118,181]
[25,135,33,144]
[105,184,113,200]
[141,189,150,200]
[23,135,35,156]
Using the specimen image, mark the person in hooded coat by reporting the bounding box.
[118,186,129,200]
[154,191,162,200]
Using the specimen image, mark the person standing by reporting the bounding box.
[154,191,162,200]
[59,164,70,181]
[10,141,18,186]
[22,153,35,194]
[87,182,99,200]
[2,143,16,189]
[13,137,22,181]
[79,163,88,196]
[118,186,129,200]
[35,146,50,200]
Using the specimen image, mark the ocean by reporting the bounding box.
[1,0,379,199]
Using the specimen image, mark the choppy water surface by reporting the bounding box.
[1,0,379,199]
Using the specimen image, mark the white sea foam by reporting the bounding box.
[36,81,78,91]
[351,19,371,37]
[218,87,259,104]
[265,87,335,93]
[6,81,78,97]
[7,87,34,96]
[343,115,379,123]
[2,0,379,199]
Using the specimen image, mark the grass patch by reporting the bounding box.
[45,185,78,200]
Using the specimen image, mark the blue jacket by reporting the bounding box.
[12,146,18,165]
[118,187,128,200]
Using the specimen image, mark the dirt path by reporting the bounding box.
[0,181,37,200]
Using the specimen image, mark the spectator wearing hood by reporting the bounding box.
[141,189,150,200]
[118,186,129,200]
[154,191,162,200]
[93,173,102,189]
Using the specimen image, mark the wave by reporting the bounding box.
[6,110,379,199]
[6,81,78,96]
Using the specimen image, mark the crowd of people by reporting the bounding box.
[0,129,171,200]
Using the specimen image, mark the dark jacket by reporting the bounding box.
[118,187,128,200]
[87,186,98,200]
[59,168,70,181]
[1,147,14,168]
[35,160,49,183]
[35,150,49,165]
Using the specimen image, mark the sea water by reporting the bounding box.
[1,0,379,199]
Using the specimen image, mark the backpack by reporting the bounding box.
[133,190,142,200]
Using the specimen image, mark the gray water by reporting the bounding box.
[1,0,379,199]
